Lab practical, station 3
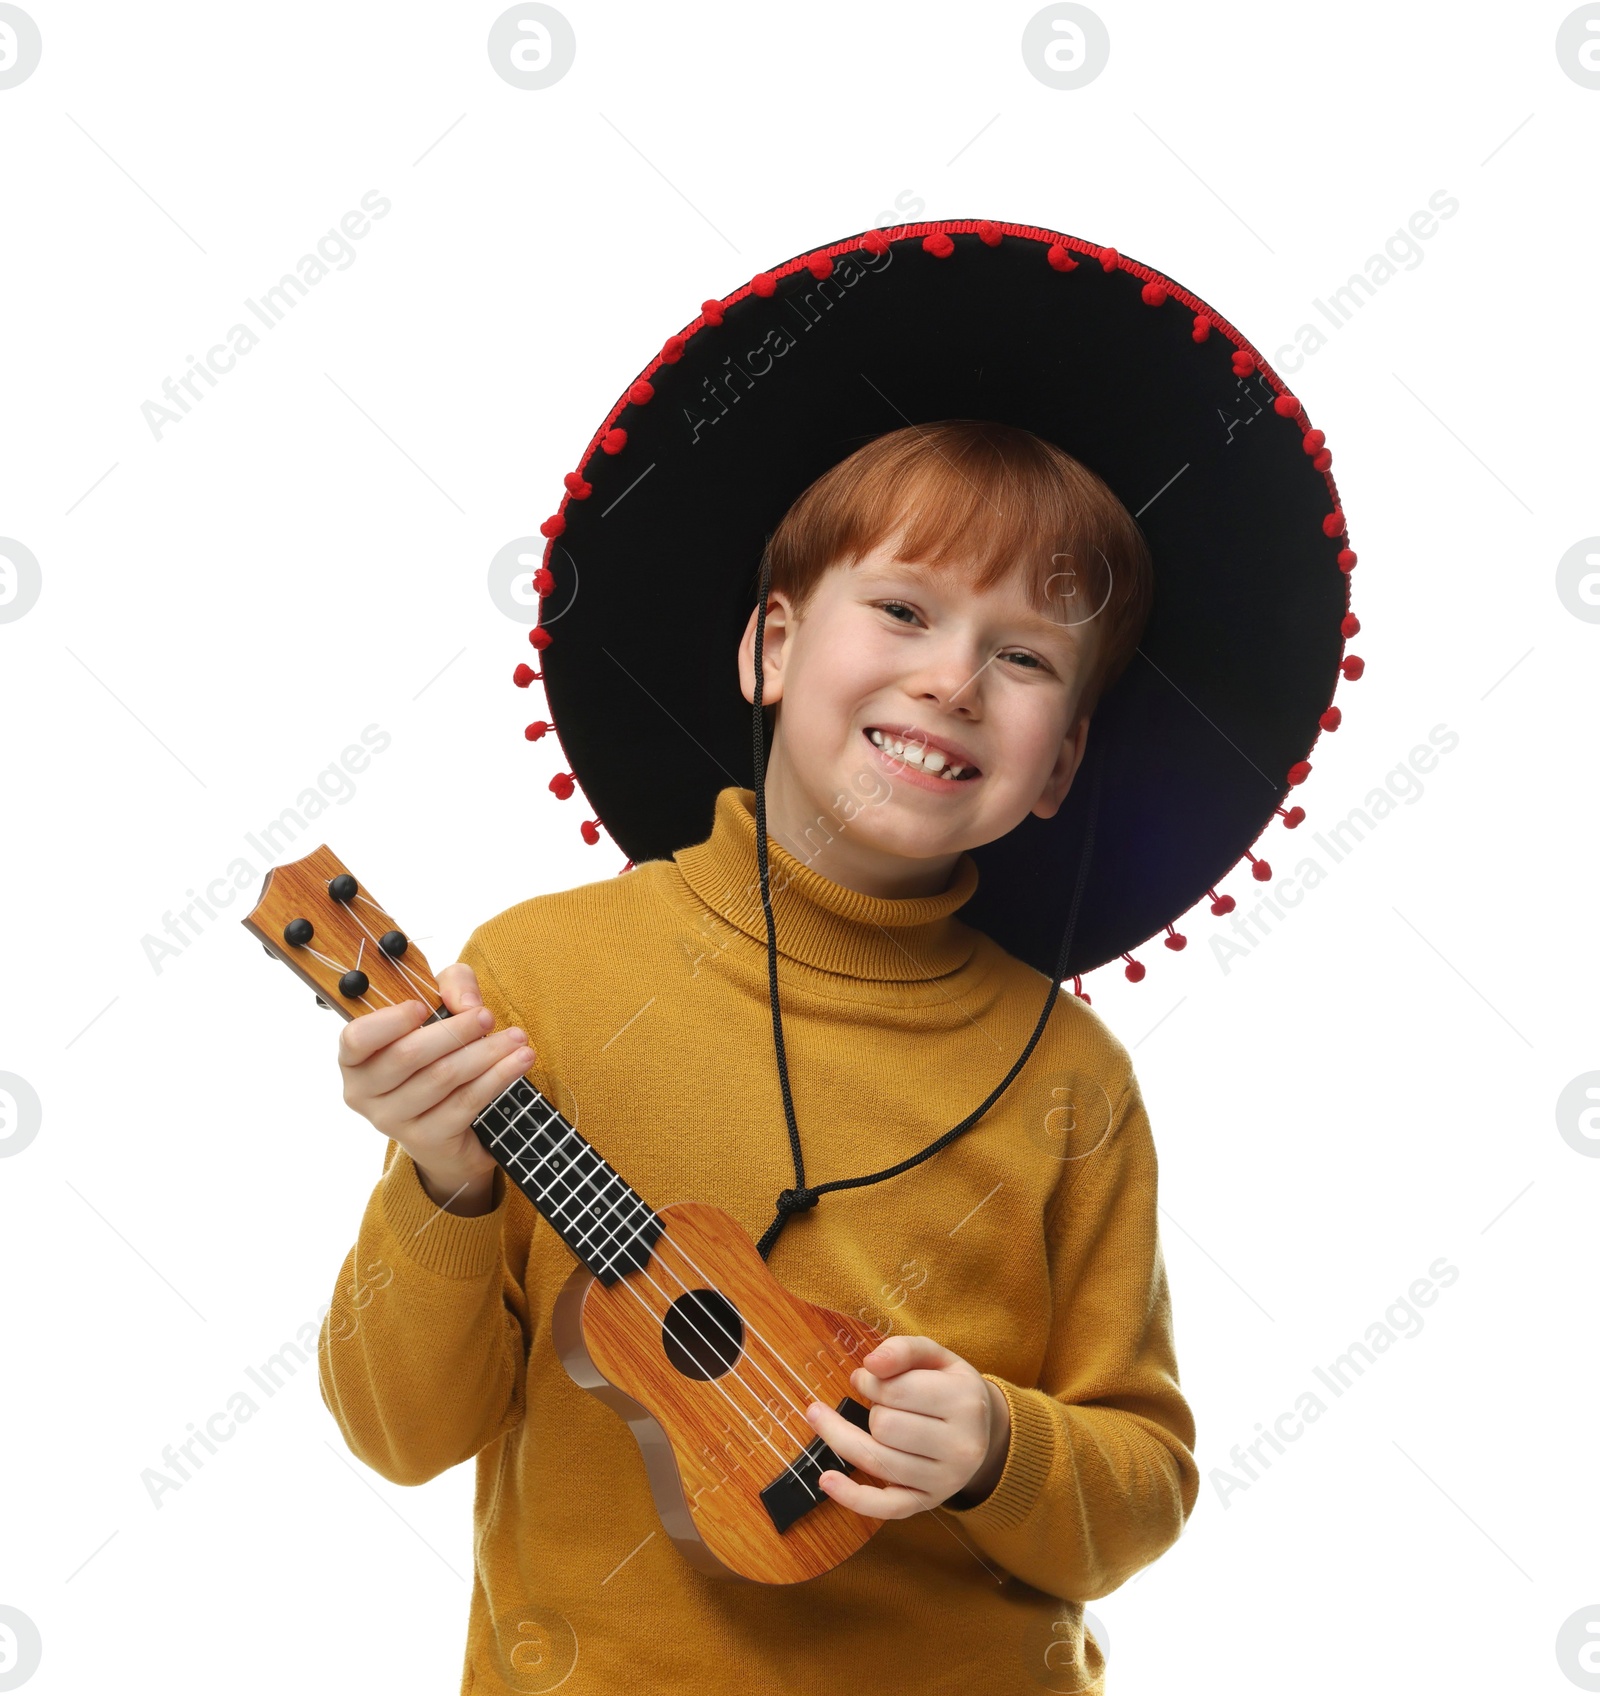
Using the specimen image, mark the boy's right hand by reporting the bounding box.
[338,963,536,1217]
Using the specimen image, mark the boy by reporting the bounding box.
[319,222,1354,1694]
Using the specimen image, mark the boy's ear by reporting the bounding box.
[1031,713,1092,821]
[738,591,796,707]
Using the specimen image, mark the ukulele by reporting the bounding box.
[243,845,893,1585]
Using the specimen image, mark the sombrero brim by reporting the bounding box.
[520,219,1359,983]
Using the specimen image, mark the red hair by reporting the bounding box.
[755,420,1154,721]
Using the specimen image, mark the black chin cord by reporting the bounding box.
[749,554,1106,1261]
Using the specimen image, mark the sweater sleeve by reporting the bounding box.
[938,1070,1199,1600]
[316,931,533,1486]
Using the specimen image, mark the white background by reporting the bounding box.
[2,3,1597,1692]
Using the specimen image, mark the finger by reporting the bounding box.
[851,1400,948,1462]
[338,997,434,1069]
[812,1467,925,1522]
[376,1023,529,1122]
[424,1038,541,1138]
[804,1401,943,1495]
[848,1363,964,1418]
[350,1003,503,1099]
[858,1333,959,1379]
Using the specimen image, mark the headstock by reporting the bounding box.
[241,845,439,1021]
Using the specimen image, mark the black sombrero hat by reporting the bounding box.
[513,217,1363,994]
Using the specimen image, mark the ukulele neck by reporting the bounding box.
[424,1005,663,1286]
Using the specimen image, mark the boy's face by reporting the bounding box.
[739,531,1099,891]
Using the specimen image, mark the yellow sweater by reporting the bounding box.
[319,785,1198,1695]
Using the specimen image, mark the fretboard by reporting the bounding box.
[426,1005,662,1284]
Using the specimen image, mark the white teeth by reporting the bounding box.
[867,728,976,780]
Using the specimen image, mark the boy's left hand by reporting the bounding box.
[803,1334,1011,1519]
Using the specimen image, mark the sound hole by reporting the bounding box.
[660,1288,744,1381]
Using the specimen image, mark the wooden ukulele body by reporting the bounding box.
[551,1200,891,1585]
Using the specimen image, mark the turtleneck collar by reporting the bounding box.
[672,786,982,983]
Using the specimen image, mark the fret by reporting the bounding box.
[428,1007,662,1284]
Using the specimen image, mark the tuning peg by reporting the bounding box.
[262,944,274,956]
[315,995,331,1010]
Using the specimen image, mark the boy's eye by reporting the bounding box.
[874,600,1047,671]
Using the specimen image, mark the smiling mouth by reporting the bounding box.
[863,727,982,781]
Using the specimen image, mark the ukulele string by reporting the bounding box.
[480,1094,826,1480]
[290,888,838,1499]
[327,888,901,1499]
[331,887,452,1006]
[483,1088,917,1502]
[481,1074,878,1440]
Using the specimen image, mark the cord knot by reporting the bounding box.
[775,1185,819,1216]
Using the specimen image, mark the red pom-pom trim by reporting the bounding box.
[601,427,627,455]
[627,379,655,406]
[512,662,536,688]
[1192,314,1212,342]
[1232,349,1256,376]
[563,472,592,499]
[529,626,552,651]
[861,230,890,256]
[539,513,565,539]
[1322,506,1346,538]
[1302,429,1326,454]
[1099,246,1120,272]
[661,334,687,364]
[524,720,551,742]
[1341,655,1365,680]
[807,254,834,279]
[1312,449,1332,471]
[1341,613,1360,638]
[1319,706,1342,732]
[700,298,725,327]
[1141,280,1168,306]
[1070,974,1091,1004]
[531,567,554,596]
[751,271,778,298]
[1247,852,1272,882]
[1207,886,1235,916]
[580,819,601,844]
[1046,243,1078,272]
[549,772,575,800]
[1164,924,1187,951]
[921,232,955,258]
[1337,548,1357,573]
[1122,953,1145,982]
[1273,393,1300,418]
[1278,804,1306,828]
[1287,760,1311,786]
[976,220,1002,247]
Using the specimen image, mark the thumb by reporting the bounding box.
[435,960,486,1017]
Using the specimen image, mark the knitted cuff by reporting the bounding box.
[377,1148,506,1280]
[941,1373,1055,1531]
